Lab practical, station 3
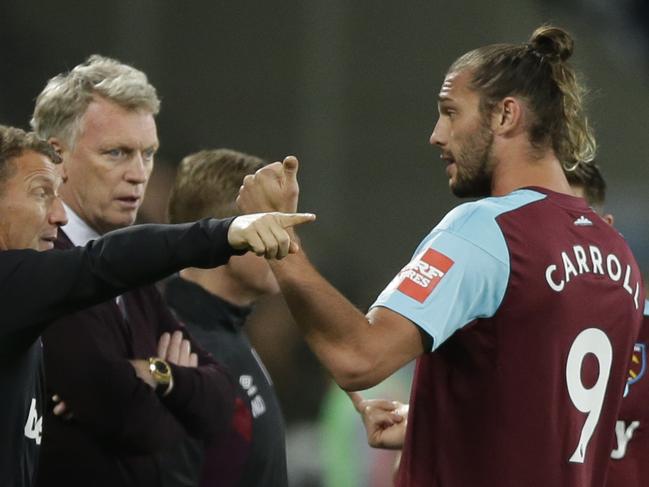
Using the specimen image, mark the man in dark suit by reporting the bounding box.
[30,55,312,486]
[0,124,309,487]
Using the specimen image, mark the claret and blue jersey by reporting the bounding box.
[371,187,644,487]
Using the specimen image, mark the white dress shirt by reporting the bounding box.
[61,202,127,318]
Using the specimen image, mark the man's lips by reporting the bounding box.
[440,153,455,165]
[115,196,142,208]
[439,153,456,178]
[40,234,57,249]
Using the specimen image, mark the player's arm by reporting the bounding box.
[269,251,427,390]
[239,157,427,390]
[239,157,508,391]
[267,231,507,390]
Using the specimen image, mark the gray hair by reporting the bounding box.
[31,54,160,147]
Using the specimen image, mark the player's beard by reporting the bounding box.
[450,119,495,198]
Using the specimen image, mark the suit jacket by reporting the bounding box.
[0,217,238,487]
[37,230,237,487]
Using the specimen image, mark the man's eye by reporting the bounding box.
[443,108,456,118]
[32,187,51,199]
[143,149,156,161]
[106,149,125,158]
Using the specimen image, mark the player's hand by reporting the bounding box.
[237,155,300,213]
[228,212,315,259]
[347,391,408,450]
[158,331,198,368]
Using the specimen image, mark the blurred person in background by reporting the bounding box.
[160,148,288,487]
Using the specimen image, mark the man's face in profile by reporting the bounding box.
[0,150,67,251]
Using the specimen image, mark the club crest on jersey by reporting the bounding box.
[397,248,454,303]
[624,343,646,398]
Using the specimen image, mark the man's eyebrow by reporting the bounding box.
[25,174,56,185]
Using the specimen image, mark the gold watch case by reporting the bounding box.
[148,357,173,395]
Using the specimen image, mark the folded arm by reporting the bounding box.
[43,298,235,454]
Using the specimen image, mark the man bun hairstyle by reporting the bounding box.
[449,25,596,171]
[528,25,574,62]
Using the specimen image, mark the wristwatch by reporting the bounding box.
[148,357,173,396]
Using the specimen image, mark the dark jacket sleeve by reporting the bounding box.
[43,307,188,455]
[0,218,237,350]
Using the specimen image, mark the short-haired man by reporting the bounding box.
[30,55,312,487]
[161,148,288,486]
[238,26,644,486]
[0,124,311,487]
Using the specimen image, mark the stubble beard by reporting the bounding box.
[450,121,495,198]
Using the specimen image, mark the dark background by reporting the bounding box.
[2,1,648,484]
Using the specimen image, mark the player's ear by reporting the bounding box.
[48,138,69,180]
[492,97,523,136]
[603,213,614,226]
[48,137,64,156]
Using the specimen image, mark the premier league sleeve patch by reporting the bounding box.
[624,343,646,398]
[396,248,454,303]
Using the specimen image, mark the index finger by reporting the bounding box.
[276,212,316,228]
[157,332,171,359]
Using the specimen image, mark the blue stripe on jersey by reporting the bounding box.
[371,189,547,351]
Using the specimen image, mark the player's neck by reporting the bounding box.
[180,267,258,308]
[490,141,572,197]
